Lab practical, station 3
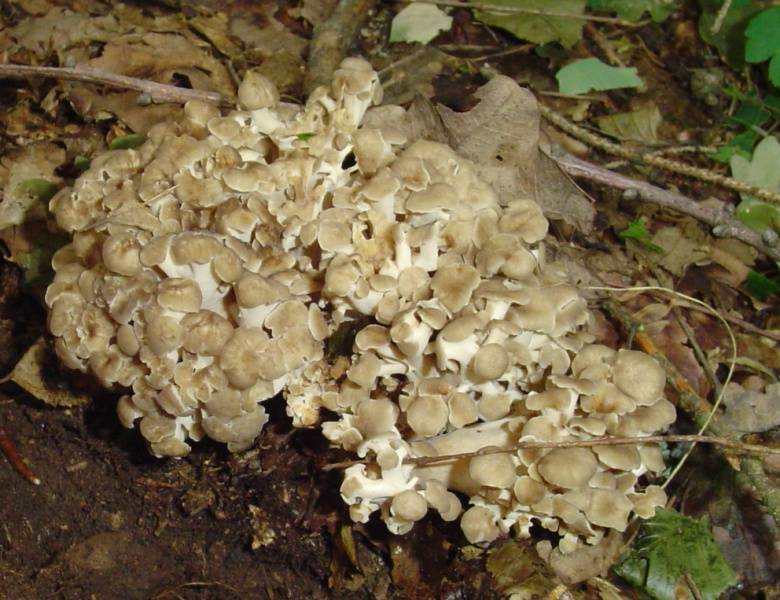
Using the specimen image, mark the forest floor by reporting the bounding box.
[1,0,779,598]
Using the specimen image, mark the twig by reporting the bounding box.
[322,434,780,471]
[548,149,780,263]
[0,63,229,106]
[710,0,734,35]
[0,428,41,485]
[304,0,379,96]
[602,297,780,522]
[541,104,780,206]
[412,0,632,25]
[585,22,624,67]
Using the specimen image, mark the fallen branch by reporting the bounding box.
[542,105,780,206]
[549,148,780,263]
[0,63,229,106]
[304,0,379,96]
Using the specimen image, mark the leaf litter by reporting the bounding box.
[0,0,779,598]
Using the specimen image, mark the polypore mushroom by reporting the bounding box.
[47,57,676,553]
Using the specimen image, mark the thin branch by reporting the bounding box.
[322,434,780,471]
[0,63,229,106]
[541,104,780,206]
[0,428,41,485]
[548,149,780,263]
[412,0,632,25]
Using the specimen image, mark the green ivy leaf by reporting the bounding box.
[587,0,677,22]
[109,134,146,150]
[15,178,60,202]
[615,509,737,600]
[296,132,316,141]
[389,4,453,45]
[556,58,642,95]
[475,0,586,49]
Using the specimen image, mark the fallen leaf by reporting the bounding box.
[730,136,780,234]
[390,4,453,45]
[596,104,662,143]
[698,0,762,69]
[648,225,710,276]
[557,58,643,95]
[720,382,780,435]
[437,76,594,230]
[8,337,90,407]
[380,47,453,106]
[615,509,737,600]
[487,540,569,598]
[0,142,64,229]
[537,531,624,585]
[475,0,586,48]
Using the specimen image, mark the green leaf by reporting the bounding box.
[619,218,664,253]
[615,509,737,600]
[389,4,453,45]
[698,0,762,69]
[745,7,780,63]
[15,178,60,202]
[556,58,642,95]
[475,0,586,49]
[709,130,757,163]
[109,134,146,150]
[296,132,316,141]
[730,136,780,233]
[744,270,780,300]
[587,0,677,22]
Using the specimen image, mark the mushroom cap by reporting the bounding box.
[469,451,516,488]
[584,488,633,531]
[536,448,598,489]
[407,395,449,437]
[460,506,500,544]
[612,350,666,406]
[430,264,480,313]
[157,278,202,312]
[238,70,279,110]
[391,490,428,522]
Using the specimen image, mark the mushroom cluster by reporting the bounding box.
[46,58,674,551]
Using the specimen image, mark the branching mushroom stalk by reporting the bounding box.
[47,58,680,553]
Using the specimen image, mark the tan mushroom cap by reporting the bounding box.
[537,448,598,489]
[584,488,634,531]
[103,233,142,276]
[181,310,234,355]
[234,273,289,308]
[146,314,184,355]
[238,70,280,110]
[407,395,449,437]
[460,506,500,544]
[593,444,641,471]
[424,480,462,521]
[430,263,480,313]
[219,327,269,389]
[448,392,478,428]
[514,475,547,505]
[612,350,666,406]
[391,490,428,522]
[469,451,516,488]
[628,485,666,518]
[157,278,202,312]
[469,344,509,382]
[356,398,398,439]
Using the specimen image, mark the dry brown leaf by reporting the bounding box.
[648,225,710,277]
[0,142,64,229]
[536,530,624,585]
[437,76,594,231]
[230,15,307,58]
[720,382,780,435]
[8,337,90,407]
[381,48,453,106]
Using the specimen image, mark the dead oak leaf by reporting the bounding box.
[437,76,594,231]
